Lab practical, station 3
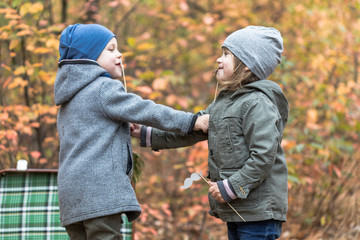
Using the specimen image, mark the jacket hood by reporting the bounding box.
[54,60,107,106]
[231,80,289,125]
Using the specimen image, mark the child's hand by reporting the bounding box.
[209,181,226,203]
[193,114,210,133]
[130,123,141,138]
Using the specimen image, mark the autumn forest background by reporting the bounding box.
[1,0,359,239]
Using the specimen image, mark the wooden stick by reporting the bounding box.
[198,173,246,222]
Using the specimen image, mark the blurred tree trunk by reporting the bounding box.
[61,0,67,23]
[84,0,99,23]
[46,0,54,25]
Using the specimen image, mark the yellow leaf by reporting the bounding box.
[193,105,204,113]
[14,66,26,75]
[26,65,34,76]
[337,82,349,95]
[39,70,55,85]
[5,12,21,20]
[34,47,51,54]
[17,29,32,37]
[127,37,136,48]
[281,139,297,150]
[32,63,43,67]
[307,108,318,123]
[0,8,17,14]
[320,216,326,226]
[9,39,19,50]
[19,2,32,16]
[46,39,59,49]
[29,2,44,14]
[26,43,35,52]
[8,77,28,89]
[173,163,184,169]
[121,51,134,57]
[16,23,30,30]
[136,42,155,51]
[0,31,9,40]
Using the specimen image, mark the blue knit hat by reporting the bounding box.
[59,24,116,61]
[222,26,283,80]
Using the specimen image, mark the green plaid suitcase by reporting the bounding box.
[0,169,133,240]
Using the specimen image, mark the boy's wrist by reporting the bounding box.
[187,115,198,134]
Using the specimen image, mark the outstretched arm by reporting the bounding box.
[131,111,210,150]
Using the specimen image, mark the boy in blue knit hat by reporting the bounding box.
[54,24,209,239]
[132,26,289,239]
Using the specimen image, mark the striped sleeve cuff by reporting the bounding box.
[217,179,237,203]
[140,126,152,147]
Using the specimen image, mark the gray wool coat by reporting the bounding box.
[54,60,196,226]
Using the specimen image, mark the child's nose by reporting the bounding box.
[216,57,221,63]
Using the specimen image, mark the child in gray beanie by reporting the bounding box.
[54,24,209,239]
[132,25,289,240]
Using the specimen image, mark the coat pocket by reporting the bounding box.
[126,144,133,175]
[213,117,237,153]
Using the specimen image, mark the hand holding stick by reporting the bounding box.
[180,171,246,222]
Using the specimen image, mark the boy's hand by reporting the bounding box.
[193,114,209,133]
[209,181,226,203]
[130,123,141,138]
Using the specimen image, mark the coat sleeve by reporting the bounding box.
[149,109,210,149]
[228,97,282,199]
[99,79,196,134]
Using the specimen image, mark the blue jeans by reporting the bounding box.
[227,220,282,240]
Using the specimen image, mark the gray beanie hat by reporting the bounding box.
[222,26,283,80]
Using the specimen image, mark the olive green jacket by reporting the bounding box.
[149,80,289,222]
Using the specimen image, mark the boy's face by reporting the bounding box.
[97,37,123,79]
[216,48,235,83]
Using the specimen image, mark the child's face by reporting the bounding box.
[97,37,123,79]
[216,48,235,83]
